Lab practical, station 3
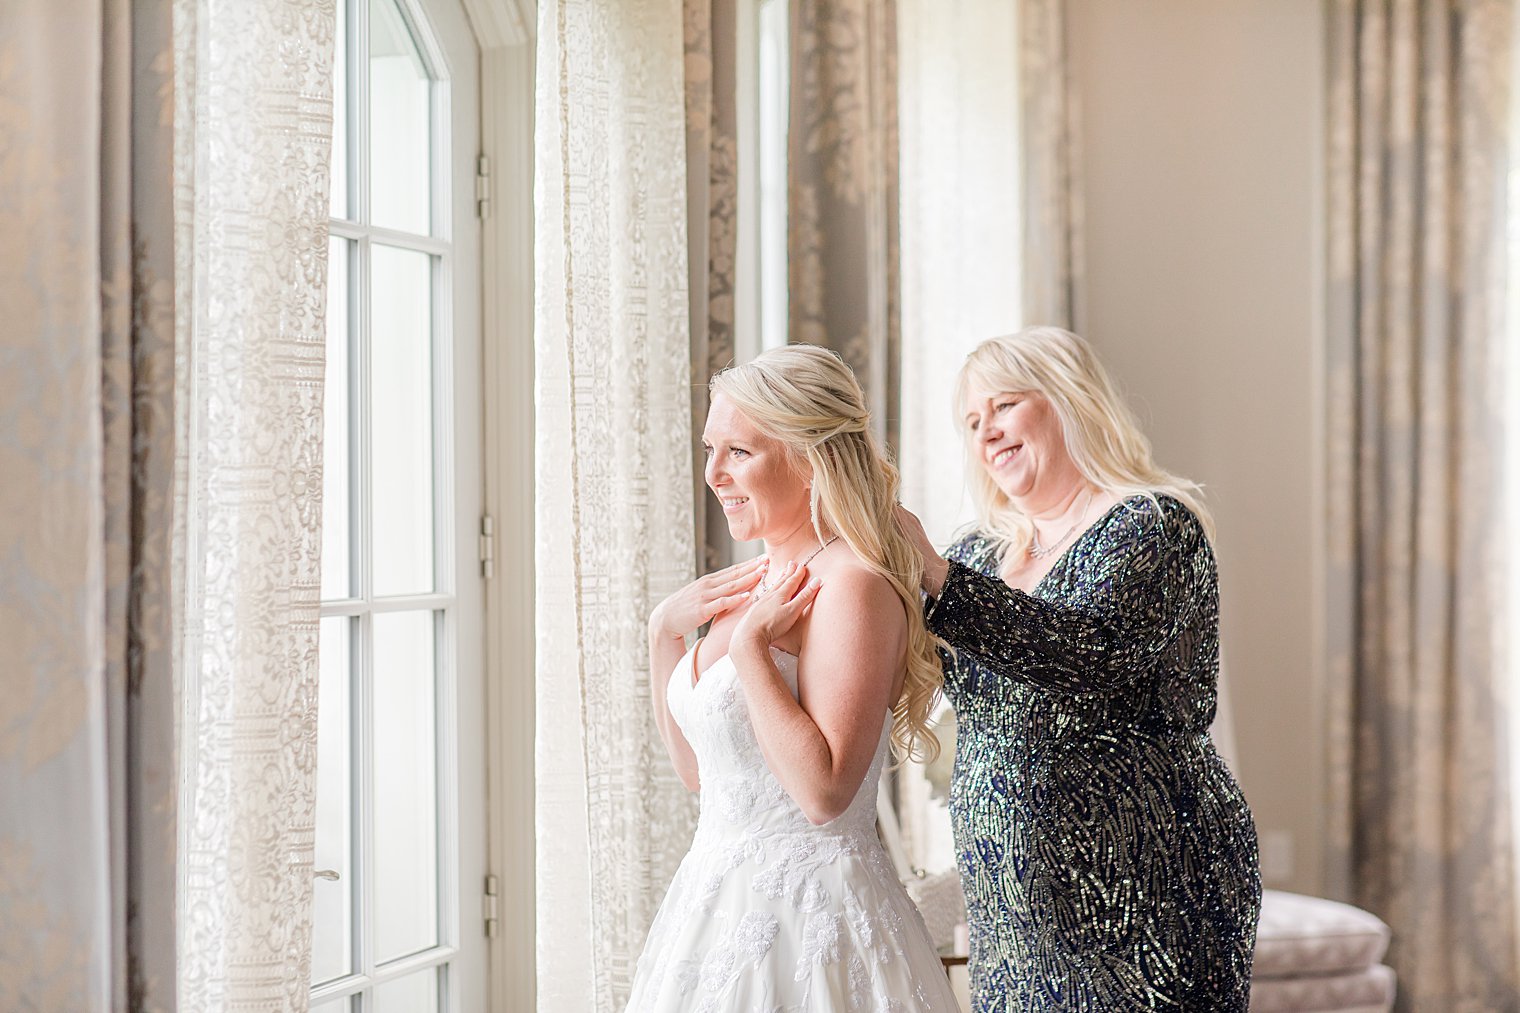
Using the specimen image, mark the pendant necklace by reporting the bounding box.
[756,535,838,596]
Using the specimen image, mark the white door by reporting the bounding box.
[312,0,487,1009]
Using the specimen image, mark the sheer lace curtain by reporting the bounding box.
[534,2,699,1010]
[175,0,335,1007]
[0,1,333,1009]
[1325,1,1519,1008]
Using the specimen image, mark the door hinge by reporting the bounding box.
[479,514,495,580]
[475,154,492,220]
[483,873,500,938]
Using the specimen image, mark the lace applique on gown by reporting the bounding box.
[625,645,959,1012]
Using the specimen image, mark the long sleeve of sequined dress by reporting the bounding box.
[928,494,1261,1012]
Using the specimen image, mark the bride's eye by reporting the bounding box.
[731,447,749,458]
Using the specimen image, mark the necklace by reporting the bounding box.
[756,536,838,596]
[1028,488,1094,560]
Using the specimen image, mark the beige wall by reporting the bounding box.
[1067,0,1327,894]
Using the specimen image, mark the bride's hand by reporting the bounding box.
[730,561,822,654]
[649,555,768,641]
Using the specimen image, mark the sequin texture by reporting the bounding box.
[928,495,1261,1011]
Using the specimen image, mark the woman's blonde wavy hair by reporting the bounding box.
[957,327,1214,559]
[711,344,943,762]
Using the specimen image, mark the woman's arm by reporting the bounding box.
[929,499,1208,695]
[648,556,768,791]
[729,563,905,825]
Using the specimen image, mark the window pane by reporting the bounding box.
[322,237,352,601]
[372,610,438,961]
[369,0,431,234]
[312,617,354,984]
[371,968,439,1013]
[370,245,435,596]
[330,0,349,220]
[310,996,354,1013]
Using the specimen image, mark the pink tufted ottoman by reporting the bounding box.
[1249,890,1396,1012]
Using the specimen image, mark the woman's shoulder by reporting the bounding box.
[944,528,1002,573]
[1100,492,1209,552]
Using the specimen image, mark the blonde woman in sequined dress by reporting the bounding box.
[898,327,1262,1012]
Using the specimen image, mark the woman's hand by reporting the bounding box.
[895,505,949,597]
[649,555,768,641]
[730,561,822,654]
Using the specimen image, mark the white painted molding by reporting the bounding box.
[462,0,533,49]
[480,39,536,1013]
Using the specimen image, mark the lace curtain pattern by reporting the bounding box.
[534,1,700,1009]
[175,0,335,1008]
[788,0,901,447]
[0,2,333,1009]
[1325,2,1519,1008]
[0,2,180,1007]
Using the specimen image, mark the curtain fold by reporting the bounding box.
[174,1,335,1008]
[1325,2,1518,1009]
[534,2,700,1009]
[0,2,180,1007]
[684,0,740,574]
[788,0,901,448]
[1018,0,1082,332]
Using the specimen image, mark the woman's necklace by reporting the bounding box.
[756,535,838,596]
[1028,488,1094,560]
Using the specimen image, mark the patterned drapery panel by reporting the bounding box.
[788,0,901,449]
[175,0,335,1007]
[684,0,740,574]
[0,2,181,1008]
[1325,2,1518,1009]
[0,1,333,1008]
[1018,0,1082,332]
[534,1,700,1009]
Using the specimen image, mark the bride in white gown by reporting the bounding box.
[628,346,959,1011]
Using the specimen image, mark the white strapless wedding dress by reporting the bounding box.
[625,644,960,1012]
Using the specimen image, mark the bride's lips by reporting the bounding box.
[719,495,750,514]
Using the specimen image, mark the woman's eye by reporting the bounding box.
[731,448,749,458]
[702,445,714,456]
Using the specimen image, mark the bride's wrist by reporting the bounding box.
[729,631,769,664]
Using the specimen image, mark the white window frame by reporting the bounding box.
[313,0,485,1007]
[464,1,537,1010]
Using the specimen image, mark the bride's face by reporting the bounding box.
[702,393,812,544]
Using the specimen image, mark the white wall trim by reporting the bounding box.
[477,28,536,1013]
[462,0,533,49]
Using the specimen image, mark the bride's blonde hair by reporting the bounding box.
[957,326,1214,559]
[711,344,943,762]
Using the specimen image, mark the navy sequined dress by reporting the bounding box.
[927,494,1260,1012]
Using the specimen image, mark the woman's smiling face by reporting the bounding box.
[963,388,1069,502]
[703,392,812,543]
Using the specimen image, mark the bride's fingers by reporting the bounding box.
[708,591,752,617]
[717,567,766,596]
